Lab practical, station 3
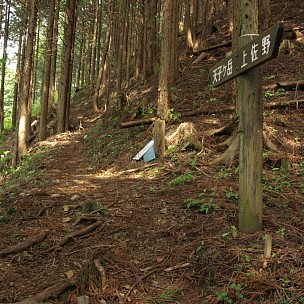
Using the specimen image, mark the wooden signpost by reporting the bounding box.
[209,22,284,233]
[209,22,284,87]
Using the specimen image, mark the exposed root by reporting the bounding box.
[0,231,47,257]
[210,133,240,166]
[3,278,78,304]
[208,116,238,137]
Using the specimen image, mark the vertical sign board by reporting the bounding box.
[209,22,284,232]
[209,22,284,87]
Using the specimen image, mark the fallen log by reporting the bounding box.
[120,107,234,128]
[2,278,78,304]
[265,99,304,108]
[193,41,231,54]
[266,80,304,91]
[121,117,156,128]
[120,100,304,128]
[0,231,47,257]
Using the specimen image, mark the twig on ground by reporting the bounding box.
[36,205,52,217]
[164,263,190,272]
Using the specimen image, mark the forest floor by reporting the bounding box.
[1,2,304,304]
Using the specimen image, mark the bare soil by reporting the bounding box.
[1,2,304,304]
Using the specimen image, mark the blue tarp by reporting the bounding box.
[133,140,156,162]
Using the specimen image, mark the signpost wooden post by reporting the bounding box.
[209,22,283,233]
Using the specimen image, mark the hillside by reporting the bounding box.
[0,2,304,304]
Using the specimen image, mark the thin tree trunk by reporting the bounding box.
[0,0,10,131]
[17,0,37,159]
[93,0,112,113]
[39,0,55,141]
[154,0,176,158]
[57,0,77,133]
[12,31,23,130]
[49,0,60,114]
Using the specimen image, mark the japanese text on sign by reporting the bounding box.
[209,22,283,87]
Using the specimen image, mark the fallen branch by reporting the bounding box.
[265,99,304,109]
[120,107,234,128]
[0,231,47,257]
[119,163,158,174]
[121,99,304,128]
[194,41,231,54]
[3,278,78,304]
[121,117,156,128]
[57,221,104,247]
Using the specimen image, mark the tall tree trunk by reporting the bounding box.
[39,0,55,141]
[0,0,10,131]
[93,0,112,113]
[91,1,99,83]
[32,17,40,105]
[115,0,126,97]
[76,34,84,89]
[17,0,37,159]
[12,30,23,130]
[154,0,177,158]
[49,0,60,114]
[57,0,77,133]
[259,0,271,31]
[85,4,94,85]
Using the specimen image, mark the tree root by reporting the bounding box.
[0,231,47,257]
[56,221,104,248]
[210,134,240,166]
[2,278,78,304]
[210,130,279,166]
[94,259,107,290]
[208,116,238,137]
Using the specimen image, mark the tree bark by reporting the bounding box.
[93,0,112,113]
[17,0,37,159]
[49,0,60,114]
[57,0,77,133]
[0,0,10,131]
[154,0,177,158]
[39,0,55,141]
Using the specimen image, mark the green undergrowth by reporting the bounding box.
[1,147,50,196]
[83,115,148,168]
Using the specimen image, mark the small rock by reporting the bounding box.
[76,295,90,304]
[62,217,71,223]
[65,270,74,279]
[63,205,70,212]
[50,193,61,198]
[71,194,80,201]
[160,207,168,214]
